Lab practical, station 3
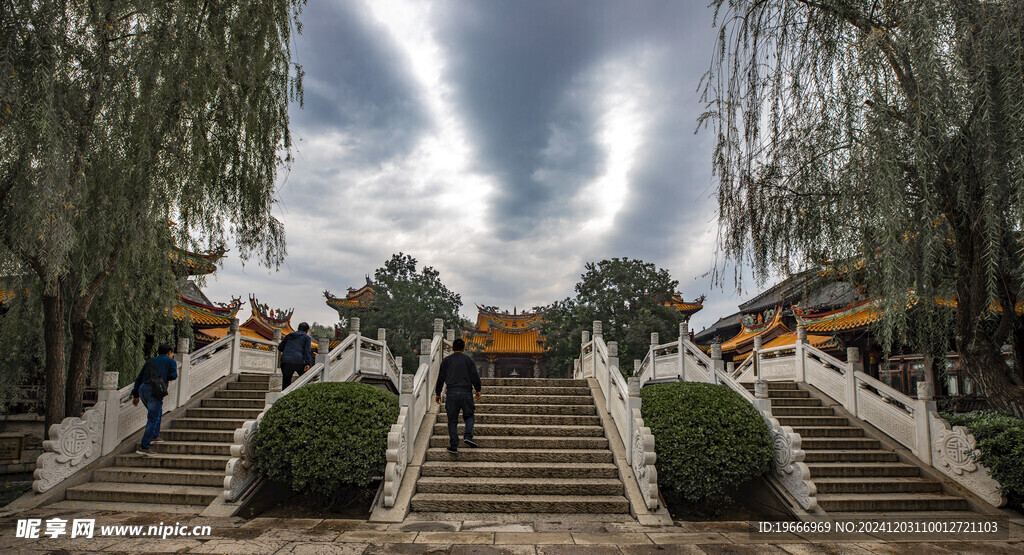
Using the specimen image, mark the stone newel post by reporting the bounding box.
[228,318,242,374]
[174,336,191,411]
[99,371,121,456]
[626,377,642,465]
[376,329,386,376]
[752,335,762,379]
[678,321,688,381]
[318,335,331,367]
[795,325,807,382]
[845,347,861,416]
[446,329,455,342]
[711,342,723,385]
[914,381,935,465]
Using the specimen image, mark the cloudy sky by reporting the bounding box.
[202,0,745,334]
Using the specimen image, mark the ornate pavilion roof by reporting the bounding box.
[242,295,295,339]
[733,331,838,360]
[794,297,883,333]
[465,306,546,355]
[169,246,226,276]
[172,295,242,327]
[668,293,705,318]
[719,307,790,353]
[325,276,376,311]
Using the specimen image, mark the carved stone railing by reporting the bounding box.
[34,320,258,493]
[576,321,660,510]
[381,319,450,508]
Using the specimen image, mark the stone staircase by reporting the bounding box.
[54,373,270,513]
[744,381,969,513]
[411,377,630,514]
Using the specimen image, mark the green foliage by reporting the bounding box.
[255,382,399,498]
[640,382,773,506]
[540,258,683,377]
[0,281,43,414]
[703,0,1024,415]
[942,411,1024,511]
[334,253,465,374]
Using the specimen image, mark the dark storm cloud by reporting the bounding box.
[434,0,701,239]
[291,0,429,166]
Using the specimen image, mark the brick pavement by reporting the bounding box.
[1,506,1022,553]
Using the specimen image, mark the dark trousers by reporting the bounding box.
[445,390,475,449]
[281,362,306,388]
[139,383,162,449]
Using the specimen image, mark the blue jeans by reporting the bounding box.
[445,391,475,449]
[139,383,163,449]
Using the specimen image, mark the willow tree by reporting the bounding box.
[0,0,304,431]
[702,0,1024,416]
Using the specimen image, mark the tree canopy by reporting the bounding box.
[540,258,683,377]
[702,0,1024,416]
[332,253,465,374]
[0,0,305,430]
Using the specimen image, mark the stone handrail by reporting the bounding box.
[223,330,369,503]
[382,320,450,508]
[577,321,660,511]
[33,319,258,493]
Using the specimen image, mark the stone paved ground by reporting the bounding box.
[0,507,1021,554]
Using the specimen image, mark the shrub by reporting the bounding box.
[640,381,773,507]
[255,382,399,501]
[941,411,1024,511]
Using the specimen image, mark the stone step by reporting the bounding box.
[433,423,606,437]
[225,381,272,391]
[114,453,231,470]
[186,407,264,419]
[769,398,823,407]
[151,441,232,456]
[800,437,881,450]
[813,477,943,494]
[436,413,601,426]
[213,389,267,399]
[49,500,205,514]
[741,381,799,390]
[200,398,265,409]
[428,435,609,450]
[480,386,592,396]
[806,463,921,478]
[419,461,619,479]
[475,395,593,406]
[237,373,271,383]
[171,417,250,430]
[816,493,969,512]
[760,389,810,398]
[410,493,629,513]
[66,482,222,506]
[424,448,613,464]
[481,378,588,387]
[160,429,236,443]
[790,426,865,438]
[472,403,597,415]
[92,466,224,487]
[802,450,900,463]
[771,406,836,416]
[415,477,623,496]
[775,416,850,427]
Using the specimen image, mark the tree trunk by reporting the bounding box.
[41,283,67,436]
[959,335,1024,418]
[66,316,95,418]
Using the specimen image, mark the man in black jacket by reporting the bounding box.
[435,338,482,454]
[278,322,313,388]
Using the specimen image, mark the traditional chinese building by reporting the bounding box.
[464,306,547,378]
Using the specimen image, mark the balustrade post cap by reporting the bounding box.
[847,347,861,362]
[796,325,807,341]
[592,321,602,336]
[726,361,735,371]
[176,336,191,354]
[752,335,763,350]
[917,381,934,401]
[633,359,641,372]
[650,332,659,345]
[582,330,591,343]
[680,321,688,336]
[102,371,119,390]
[433,318,444,335]
[402,374,414,394]
[377,328,386,341]
[420,338,432,352]
[754,379,769,399]
[446,329,455,341]
[269,373,283,393]
[319,335,331,350]
[230,318,240,332]
[711,343,723,359]
[350,317,361,334]
[395,356,403,370]
[607,341,618,357]
[273,328,282,341]
[627,377,641,397]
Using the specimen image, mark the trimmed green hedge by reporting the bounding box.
[640,381,773,506]
[942,411,1024,511]
[255,382,399,500]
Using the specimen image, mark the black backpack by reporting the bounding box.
[144,359,168,399]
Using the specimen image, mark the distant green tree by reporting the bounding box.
[702,0,1024,416]
[540,258,683,377]
[0,0,304,430]
[334,254,465,374]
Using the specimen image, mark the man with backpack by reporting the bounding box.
[131,343,178,456]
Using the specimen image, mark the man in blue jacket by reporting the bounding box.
[279,322,313,388]
[131,343,178,456]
